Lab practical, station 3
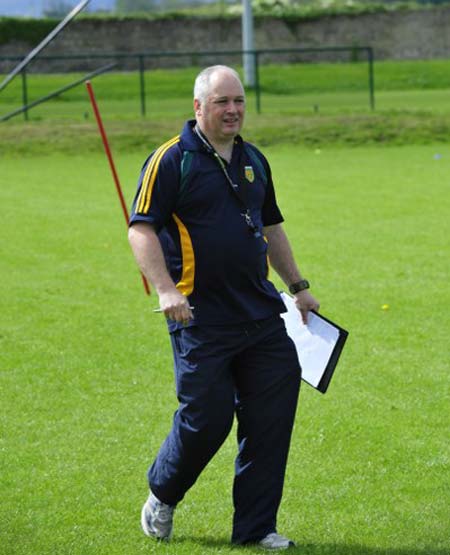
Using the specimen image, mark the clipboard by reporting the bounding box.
[280,292,349,393]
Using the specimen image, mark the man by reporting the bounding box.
[128,65,319,550]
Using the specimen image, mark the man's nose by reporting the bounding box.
[226,101,239,111]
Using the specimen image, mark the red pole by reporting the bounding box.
[85,80,151,296]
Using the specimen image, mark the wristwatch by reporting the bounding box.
[289,279,310,294]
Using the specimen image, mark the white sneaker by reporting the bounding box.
[259,532,296,550]
[141,492,175,541]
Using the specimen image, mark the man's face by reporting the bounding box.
[194,71,245,144]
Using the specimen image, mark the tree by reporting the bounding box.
[115,0,163,12]
[43,0,75,17]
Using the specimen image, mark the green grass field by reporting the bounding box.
[3,59,450,122]
[2,59,450,156]
[1,141,449,554]
[1,59,449,554]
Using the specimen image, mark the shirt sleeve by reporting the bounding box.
[129,142,181,232]
[258,151,284,227]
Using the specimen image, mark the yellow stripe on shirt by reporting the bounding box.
[136,135,180,214]
[173,213,195,296]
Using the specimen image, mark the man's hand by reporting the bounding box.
[158,289,193,323]
[294,289,320,325]
[128,224,194,324]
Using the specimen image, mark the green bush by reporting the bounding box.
[0,17,59,46]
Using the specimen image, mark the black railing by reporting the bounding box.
[0,46,375,122]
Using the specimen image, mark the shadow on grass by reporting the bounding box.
[173,536,448,555]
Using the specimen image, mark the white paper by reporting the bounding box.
[280,292,340,388]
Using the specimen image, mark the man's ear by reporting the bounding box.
[194,98,201,117]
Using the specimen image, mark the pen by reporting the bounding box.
[153,306,195,313]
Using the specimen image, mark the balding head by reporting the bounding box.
[194,65,244,104]
[193,65,245,149]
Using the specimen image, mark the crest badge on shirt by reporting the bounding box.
[245,166,255,183]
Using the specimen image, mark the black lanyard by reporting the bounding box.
[194,125,261,238]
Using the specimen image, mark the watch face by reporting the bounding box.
[289,280,309,294]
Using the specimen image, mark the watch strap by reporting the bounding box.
[288,279,310,294]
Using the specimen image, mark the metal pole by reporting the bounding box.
[254,51,261,114]
[86,80,151,296]
[368,47,375,111]
[21,69,28,121]
[0,0,90,93]
[1,63,116,122]
[139,55,146,117]
[242,0,255,87]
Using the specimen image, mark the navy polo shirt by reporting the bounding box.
[129,119,286,329]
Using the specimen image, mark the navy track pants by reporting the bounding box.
[148,315,301,544]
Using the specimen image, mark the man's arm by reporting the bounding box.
[128,222,193,323]
[263,223,320,324]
